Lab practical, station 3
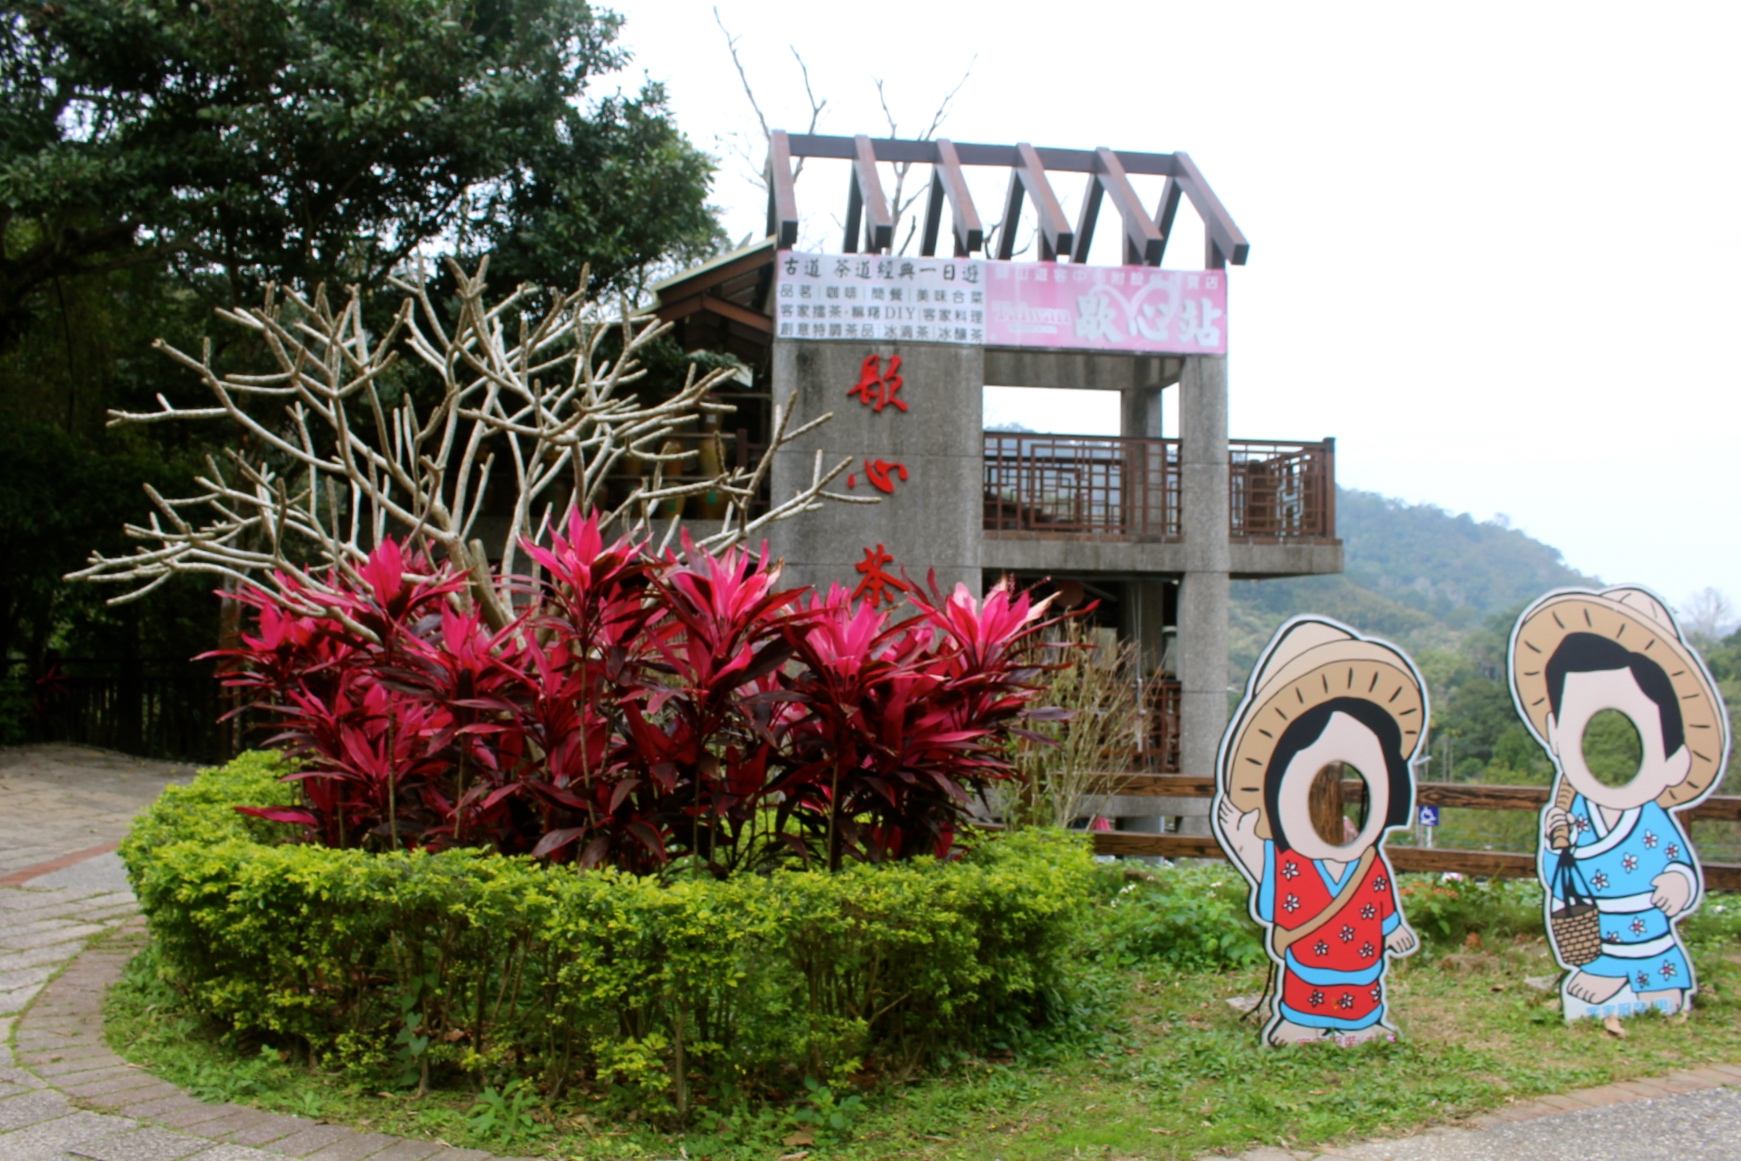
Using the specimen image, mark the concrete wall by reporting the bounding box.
[766,339,984,597]
[984,349,1181,392]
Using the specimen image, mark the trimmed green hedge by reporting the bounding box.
[120,753,1095,1116]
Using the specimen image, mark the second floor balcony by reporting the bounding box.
[983,433,1336,542]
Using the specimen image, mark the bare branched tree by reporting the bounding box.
[70,258,864,632]
[873,66,974,256]
[997,621,1142,830]
[714,7,825,196]
[713,11,975,255]
[1680,586,1739,648]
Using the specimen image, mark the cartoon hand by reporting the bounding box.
[1651,871,1693,917]
[1543,807,1570,844]
[1385,925,1418,955]
[1217,798,1263,875]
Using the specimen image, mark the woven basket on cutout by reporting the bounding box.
[1551,902,1602,966]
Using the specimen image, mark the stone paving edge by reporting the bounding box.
[6,916,533,1161]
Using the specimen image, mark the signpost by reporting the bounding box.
[1418,805,1440,849]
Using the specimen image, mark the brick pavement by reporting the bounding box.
[0,746,193,880]
[0,881,541,1161]
[0,745,533,1161]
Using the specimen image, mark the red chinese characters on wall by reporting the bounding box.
[846,458,908,495]
[845,353,915,606]
[846,354,906,413]
[852,544,908,609]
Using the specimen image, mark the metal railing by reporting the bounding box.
[7,658,231,764]
[983,433,1178,537]
[1230,439,1336,540]
[983,433,1335,540]
[1138,679,1182,773]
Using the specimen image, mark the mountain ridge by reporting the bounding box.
[1230,487,1600,680]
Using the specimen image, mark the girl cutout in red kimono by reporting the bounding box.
[1213,618,1425,1046]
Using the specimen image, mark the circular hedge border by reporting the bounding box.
[119,752,1095,1118]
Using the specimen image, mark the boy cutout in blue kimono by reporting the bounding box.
[1510,587,1730,1021]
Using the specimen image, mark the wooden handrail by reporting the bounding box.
[1086,774,1741,823]
[1087,832,1741,892]
[1085,774,1741,890]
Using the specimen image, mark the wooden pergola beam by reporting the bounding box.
[1095,147,1165,266]
[920,138,983,257]
[766,131,799,250]
[843,134,893,253]
[1013,142,1072,261]
[1172,150,1249,267]
[1150,177,1182,266]
[765,132,1248,267]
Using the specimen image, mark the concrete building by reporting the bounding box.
[649,133,1341,837]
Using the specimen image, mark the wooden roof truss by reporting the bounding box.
[767,132,1249,268]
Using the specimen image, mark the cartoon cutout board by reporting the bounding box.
[1213,617,1425,1046]
[1508,586,1731,1021]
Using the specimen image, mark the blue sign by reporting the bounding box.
[1417,805,1440,828]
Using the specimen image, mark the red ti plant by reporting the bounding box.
[214,508,1067,876]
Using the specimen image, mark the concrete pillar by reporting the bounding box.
[1120,383,1164,440]
[1176,355,1230,834]
[765,339,983,599]
[1119,381,1171,674]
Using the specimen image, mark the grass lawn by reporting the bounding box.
[93,874,1741,1160]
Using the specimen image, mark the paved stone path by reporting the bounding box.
[0,746,193,882]
[1220,1067,1741,1160]
[3,743,1739,1160]
[0,746,530,1161]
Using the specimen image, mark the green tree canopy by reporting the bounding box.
[0,0,723,699]
[1,0,719,338]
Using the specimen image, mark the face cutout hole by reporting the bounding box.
[1582,708,1643,788]
[1307,763,1363,846]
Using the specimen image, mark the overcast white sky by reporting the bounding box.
[605,0,1740,618]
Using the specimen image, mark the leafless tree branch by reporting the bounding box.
[71,261,851,629]
[874,59,976,255]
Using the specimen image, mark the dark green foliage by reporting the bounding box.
[1,0,719,325]
[120,753,1097,1121]
[1395,874,1543,950]
[1,1,722,709]
[1089,864,1267,973]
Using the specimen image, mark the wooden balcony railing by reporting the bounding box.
[1138,679,1182,773]
[1229,438,1336,540]
[983,434,1335,540]
[983,433,1177,537]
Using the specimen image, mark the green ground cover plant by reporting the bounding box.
[119,753,1094,1121]
[102,823,1741,1159]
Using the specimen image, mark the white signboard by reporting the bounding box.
[774,254,986,345]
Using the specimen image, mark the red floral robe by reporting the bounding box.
[1258,843,1401,1032]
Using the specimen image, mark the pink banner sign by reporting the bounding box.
[771,252,1228,354]
[982,262,1227,355]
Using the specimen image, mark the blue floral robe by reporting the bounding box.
[1538,794,1697,996]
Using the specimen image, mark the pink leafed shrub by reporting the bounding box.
[212,509,1065,875]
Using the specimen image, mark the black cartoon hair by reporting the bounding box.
[1261,696,1414,853]
[1543,632,1685,757]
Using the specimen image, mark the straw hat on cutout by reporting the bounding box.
[1510,587,1728,807]
[1219,618,1426,840]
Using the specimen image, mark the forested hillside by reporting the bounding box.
[1231,488,1599,677]
[1233,488,1598,790]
